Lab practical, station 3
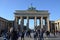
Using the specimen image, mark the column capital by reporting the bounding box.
[35,16,37,18]
[27,16,29,19]
[41,16,43,18]
[20,16,23,18]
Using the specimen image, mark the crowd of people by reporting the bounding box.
[0,27,51,40]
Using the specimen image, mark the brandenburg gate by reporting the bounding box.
[14,7,50,31]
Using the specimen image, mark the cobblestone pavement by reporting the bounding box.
[0,33,60,40]
[18,37,60,40]
[18,33,60,40]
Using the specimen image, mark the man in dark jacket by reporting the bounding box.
[11,29,18,40]
[39,29,45,40]
[21,30,25,40]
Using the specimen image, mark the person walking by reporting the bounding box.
[39,29,44,40]
[34,30,38,40]
[27,30,31,38]
[11,29,18,40]
[21,30,25,40]
[40,29,44,40]
[46,31,50,37]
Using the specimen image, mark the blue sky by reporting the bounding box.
[0,0,60,29]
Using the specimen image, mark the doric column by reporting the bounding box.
[20,16,23,30]
[39,18,41,29]
[57,23,58,30]
[27,16,29,30]
[0,20,1,30]
[47,17,50,31]
[15,17,17,23]
[34,16,37,30]
[45,18,47,30]
[41,16,43,29]
[15,16,18,30]
[45,18,47,26]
